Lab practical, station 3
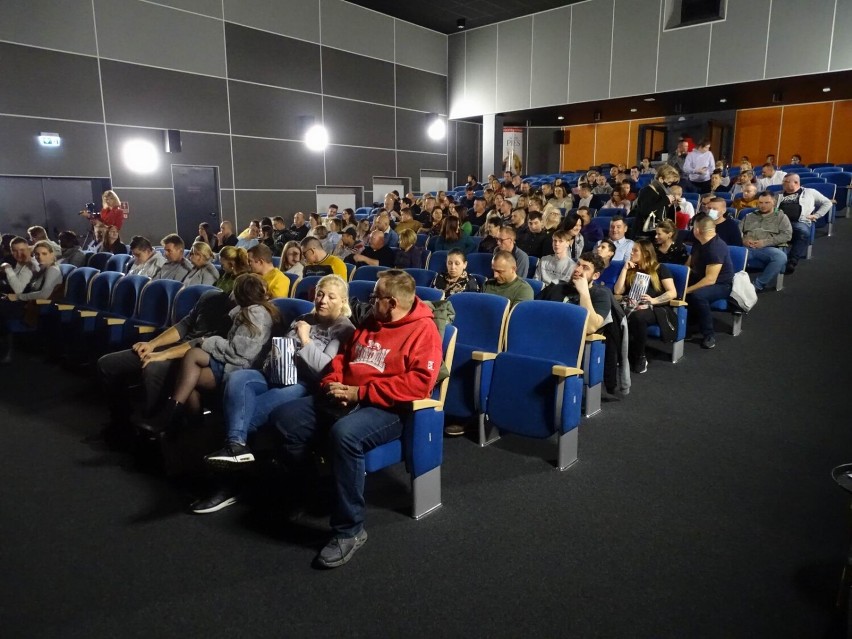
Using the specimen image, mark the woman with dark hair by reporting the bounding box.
[434,216,476,255]
[630,164,679,239]
[558,211,585,262]
[614,239,678,374]
[58,231,87,267]
[341,208,357,230]
[102,225,128,254]
[431,248,480,296]
[653,219,689,265]
[195,222,219,251]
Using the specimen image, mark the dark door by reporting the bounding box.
[637,125,669,163]
[172,165,220,245]
[42,177,97,239]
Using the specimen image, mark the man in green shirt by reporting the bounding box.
[483,250,534,308]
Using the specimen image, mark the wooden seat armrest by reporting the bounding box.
[670,300,688,307]
[105,318,126,326]
[411,398,442,411]
[585,334,606,342]
[56,304,75,311]
[137,326,157,334]
[471,351,497,361]
[78,310,98,318]
[552,365,583,378]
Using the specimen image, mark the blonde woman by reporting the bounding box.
[215,246,251,294]
[183,242,220,287]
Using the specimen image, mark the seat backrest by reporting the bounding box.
[87,271,123,311]
[351,265,389,282]
[271,297,315,327]
[172,285,218,323]
[526,256,538,278]
[293,275,323,301]
[136,279,183,325]
[597,208,623,217]
[599,260,624,290]
[415,286,443,302]
[281,271,299,290]
[347,280,375,302]
[344,262,356,281]
[767,184,783,194]
[814,166,842,175]
[87,252,112,271]
[427,250,448,273]
[590,216,612,236]
[666,264,690,299]
[809,182,836,201]
[58,263,76,279]
[465,252,495,277]
[728,246,748,271]
[271,256,281,268]
[104,253,132,273]
[505,301,588,368]
[449,292,510,352]
[415,233,428,248]
[109,274,149,317]
[525,278,543,297]
[826,172,852,187]
[431,325,457,404]
[808,163,834,169]
[404,268,437,287]
[63,267,99,305]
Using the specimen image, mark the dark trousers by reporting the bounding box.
[686,283,732,338]
[690,179,711,194]
[626,308,655,365]
[97,348,179,420]
[0,299,25,336]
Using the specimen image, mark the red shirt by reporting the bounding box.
[100,206,125,230]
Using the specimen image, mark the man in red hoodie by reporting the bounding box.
[271,269,442,568]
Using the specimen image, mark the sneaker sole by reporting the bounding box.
[191,496,238,514]
[204,454,256,468]
[317,533,368,568]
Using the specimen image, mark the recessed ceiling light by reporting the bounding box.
[644,97,655,102]
[630,108,637,113]
[823,87,831,92]
[557,115,564,121]
[677,116,686,122]
[719,98,727,103]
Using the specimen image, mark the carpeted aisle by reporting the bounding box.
[2,220,852,638]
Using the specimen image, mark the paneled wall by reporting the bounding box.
[560,118,665,170]
[0,0,448,239]
[733,100,852,165]
[449,0,852,119]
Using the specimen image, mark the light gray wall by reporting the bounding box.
[449,0,852,118]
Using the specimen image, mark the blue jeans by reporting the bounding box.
[222,369,310,444]
[790,222,811,260]
[270,396,404,538]
[686,282,732,338]
[747,246,787,289]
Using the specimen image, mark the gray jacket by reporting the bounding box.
[155,258,193,282]
[741,211,793,247]
[202,304,273,373]
[290,313,355,385]
[128,252,166,278]
[182,262,220,287]
[18,265,62,301]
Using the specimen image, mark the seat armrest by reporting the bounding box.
[36,299,52,305]
[137,326,157,334]
[670,300,688,307]
[552,365,583,378]
[105,318,126,326]
[411,398,441,411]
[584,334,606,342]
[472,351,497,361]
[78,310,98,318]
[56,304,75,311]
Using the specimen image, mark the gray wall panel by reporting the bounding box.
[116,188,178,241]
[526,128,562,174]
[454,122,481,184]
[611,0,659,98]
[220,189,236,227]
[231,137,324,190]
[94,0,226,77]
[708,0,770,85]
[657,24,710,91]
[0,116,109,178]
[465,26,498,115]
[396,109,449,154]
[234,190,318,223]
[224,0,320,43]
[321,0,394,62]
[101,61,230,133]
[321,48,394,105]
[325,146,396,190]
[832,0,852,71]
[569,0,613,103]
[225,23,321,93]
[396,66,447,115]
[530,7,571,106]
[322,98,395,149]
[229,81,322,140]
[766,0,833,78]
[151,0,222,18]
[107,126,234,189]
[395,20,447,75]
[496,17,533,113]
[448,33,467,118]
[0,0,96,55]
[397,151,448,191]
[0,44,103,122]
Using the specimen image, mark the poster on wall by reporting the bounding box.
[503,127,524,175]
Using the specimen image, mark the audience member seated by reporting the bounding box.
[286,212,310,243]
[573,184,594,209]
[547,184,572,210]
[431,248,480,296]
[183,242,220,287]
[535,229,576,288]
[568,252,611,335]
[730,170,755,198]
[654,219,689,265]
[215,221,238,250]
[215,246,251,294]
[756,163,786,191]
[350,231,395,268]
[542,206,563,235]
[598,216,634,261]
[373,213,399,249]
[236,223,260,250]
[279,241,304,277]
[603,190,631,213]
[394,229,424,269]
[139,274,278,435]
[127,236,166,278]
[248,244,290,298]
[268,269,442,568]
[614,240,677,374]
[27,226,60,255]
[594,239,616,269]
[469,197,489,228]
[708,171,729,194]
[517,211,552,258]
[199,275,355,483]
[705,198,742,247]
[156,234,193,281]
[101,225,128,255]
[394,208,422,235]
[301,236,348,280]
[742,191,793,292]
[557,211,585,262]
[434,216,476,255]
[83,221,106,252]
[195,222,219,252]
[483,250,534,308]
[331,228,359,262]
[592,173,613,195]
[685,217,734,350]
[98,289,234,434]
[733,183,759,212]
[776,173,833,273]
[495,226,530,280]
[574,206,599,246]
[0,241,62,362]
[57,231,87,267]
[619,180,637,203]
[478,218,501,254]
[424,208,444,236]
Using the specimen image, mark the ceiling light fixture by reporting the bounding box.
[457,18,466,30]
[630,108,637,113]
[719,98,727,103]
[557,115,565,121]
[304,124,329,151]
[643,97,655,102]
[427,117,446,140]
[823,87,831,93]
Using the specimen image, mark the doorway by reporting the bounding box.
[637,125,669,163]
[171,165,220,245]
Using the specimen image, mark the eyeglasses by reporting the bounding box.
[368,293,393,303]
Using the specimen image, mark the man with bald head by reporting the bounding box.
[733,183,759,212]
[352,230,394,267]
[775,173,832,273]
[483,250,534,308]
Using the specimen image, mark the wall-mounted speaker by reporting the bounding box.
[771,91,783,104]
[593,111,601,122]
[164,129,182,153]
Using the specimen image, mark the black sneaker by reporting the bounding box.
[701,335,716,350]
[190,489,239,514]
[633,357,648,374]
[315,530,368,568]
[205,442,255,468]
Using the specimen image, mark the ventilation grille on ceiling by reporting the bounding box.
[665,0,726,30]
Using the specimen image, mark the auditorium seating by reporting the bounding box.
[647,264,690,363]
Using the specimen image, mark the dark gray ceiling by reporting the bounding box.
[347,0,580,34]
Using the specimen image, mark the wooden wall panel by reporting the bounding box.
[733,107,781,163]
[561,124,595,170]
[594,121,630,166]
[778,102,833,165]
[828,100,852,164]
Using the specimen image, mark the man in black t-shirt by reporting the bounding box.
[352,230,394,267]
[685,217,734,350]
